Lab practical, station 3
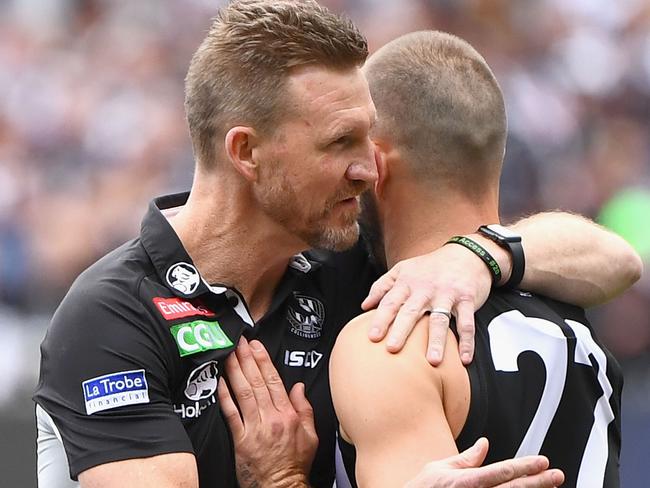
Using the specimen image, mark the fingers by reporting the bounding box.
[217,377,244,438]
[367,283,410,343]
[444,437,489,469]
[423,297,453,364]
[362,268,397,312]
[385,291,431,353]
[288,383,317,439]
[223,340,263,423]
[249,340,292,411]
[426,313,447,366]
[496,469,565,488]
[234,338,274,411]
[225,338,298,420]
[470,455,553,487]
[454,297,476,364]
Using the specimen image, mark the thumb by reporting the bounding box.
[443,437,489,469]
[289,383,317,436]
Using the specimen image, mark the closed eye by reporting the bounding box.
[332,135,352,146]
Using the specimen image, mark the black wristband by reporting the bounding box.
[477,225,526,289]
[445,236,502,284]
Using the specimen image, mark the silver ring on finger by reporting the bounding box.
[430,308,452,320]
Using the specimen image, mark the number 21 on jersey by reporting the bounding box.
[488,310,615,488]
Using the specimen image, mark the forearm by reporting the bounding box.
[471,211,642,307]
[78,453,199,488]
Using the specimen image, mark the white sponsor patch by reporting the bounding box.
[82,369,149,415]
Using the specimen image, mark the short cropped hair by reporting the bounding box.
[185,0,368,168]
[364,31,507,196]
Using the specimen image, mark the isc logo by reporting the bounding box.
[284,350,323,369]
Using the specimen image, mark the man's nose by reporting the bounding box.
[345,144,378,183]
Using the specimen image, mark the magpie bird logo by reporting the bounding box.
[287,294,325,339]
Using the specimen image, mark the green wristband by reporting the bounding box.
[445,236,502,284]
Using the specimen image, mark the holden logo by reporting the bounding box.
[287,294,325,339]
[184,361,219,401]
[166,262,200,295]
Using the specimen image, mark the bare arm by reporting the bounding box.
[363,211,642,364]
[507,211,643,307]
[330,313,564,488]
[78,453,198,488]
[331,312,458,487]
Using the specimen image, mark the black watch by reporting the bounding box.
[477,224,525,289]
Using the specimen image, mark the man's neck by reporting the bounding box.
[381,183,500,268]
[168,173,306,320]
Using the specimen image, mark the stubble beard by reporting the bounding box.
[256,166,362,252]
[308,209,359,252]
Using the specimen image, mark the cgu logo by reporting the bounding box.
[284,350,323,369]
[170,320,234,357]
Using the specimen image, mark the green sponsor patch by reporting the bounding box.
[170,320,234,357]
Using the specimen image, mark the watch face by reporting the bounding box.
[486,224,521,242]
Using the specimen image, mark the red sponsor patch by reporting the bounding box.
[153,297,215,321]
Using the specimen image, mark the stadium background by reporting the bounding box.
[1,0,649,486]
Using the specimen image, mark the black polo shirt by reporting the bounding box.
[34,192,377,487]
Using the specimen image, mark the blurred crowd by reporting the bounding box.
[0,0,649,485]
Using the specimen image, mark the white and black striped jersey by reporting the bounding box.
[340,289,623,488]
[457,289,622,488]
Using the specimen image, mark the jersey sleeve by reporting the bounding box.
[33,275,193,480]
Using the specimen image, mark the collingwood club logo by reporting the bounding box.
[287,294,325,339]
[166,262,200,295]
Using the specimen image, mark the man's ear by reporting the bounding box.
[372,140,390,198]
[225,126,259,182]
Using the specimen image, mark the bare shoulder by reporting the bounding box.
[333,310,377,350]
[330,311,463,465]
[330,311,378,386]
[330,310,433,395]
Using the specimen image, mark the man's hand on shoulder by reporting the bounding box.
[362,244,493,365]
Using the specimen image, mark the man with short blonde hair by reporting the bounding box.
[185,0,368,170]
